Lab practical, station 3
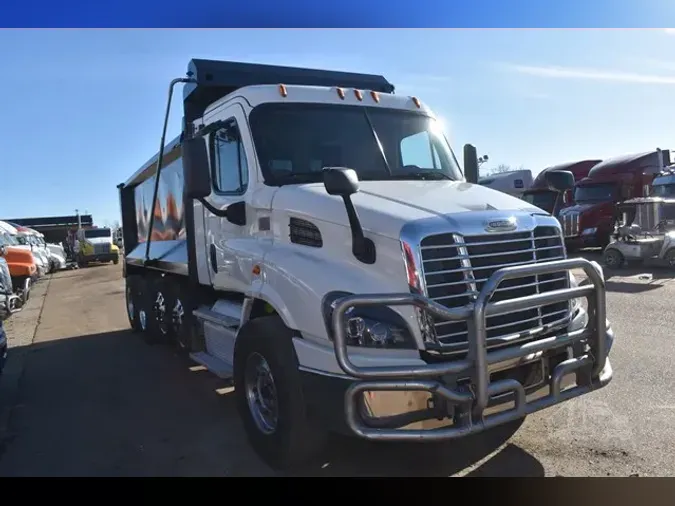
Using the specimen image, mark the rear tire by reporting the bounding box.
[125,276,143,333]
[665,249,675,269]
[142,276,171,345]
[234,315,327,471]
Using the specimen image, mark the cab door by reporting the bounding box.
[201,103,258,293]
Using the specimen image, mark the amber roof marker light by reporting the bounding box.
[412,96,421,108]
[354,89,363,101]
[278,84,288,97]
[336,87,345,99]
[370,90,380,103]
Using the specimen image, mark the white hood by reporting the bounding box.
[272,181,547,239]
[83,236,112,245]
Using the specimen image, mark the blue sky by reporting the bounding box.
[3,29,675,225]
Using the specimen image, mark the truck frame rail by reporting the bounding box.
[330,257,613,441]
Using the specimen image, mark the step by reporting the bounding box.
[189,351,233,380]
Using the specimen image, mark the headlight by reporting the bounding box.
[321,291,417,349]
[568,271,581,313]
[581,227,597,236]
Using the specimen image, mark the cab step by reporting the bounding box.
[189,351,233,379]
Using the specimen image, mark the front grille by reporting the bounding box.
[561,212,579,237]
[420,226,570,354]
[93,243,111,255]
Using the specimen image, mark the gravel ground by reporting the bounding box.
[0,257,672,476]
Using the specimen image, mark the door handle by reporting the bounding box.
[209,243,218,273]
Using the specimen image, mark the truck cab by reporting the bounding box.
[559,150,669,251]
[0,229,36,305]
[118,59,614,470]
[651,167,675,198]
[522,160,600,216]
[75,227,120,267]
[0,221,47,278]
[478,169,533,198]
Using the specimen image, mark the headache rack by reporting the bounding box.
[330,257,612,441]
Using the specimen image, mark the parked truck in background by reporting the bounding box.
[651,166,675,198]
[478,169,533,198]
[559,149,669,251]
[522,160,601,215]
[118,59,614,470]
[75,227,120,267]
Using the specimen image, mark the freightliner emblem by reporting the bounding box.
[484,216,517,233]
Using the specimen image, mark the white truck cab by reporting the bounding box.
[118,59,614,470]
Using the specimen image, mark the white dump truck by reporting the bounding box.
[118,59,614,470]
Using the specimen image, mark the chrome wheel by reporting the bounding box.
[244,353,279,435]
[153,291,168,335]
[171,298,184,335]
[139,309,147,331]
[126,286,135,322]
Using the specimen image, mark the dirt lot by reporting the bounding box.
[0,259,673,476]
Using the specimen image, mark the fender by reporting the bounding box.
[258,233,413,343]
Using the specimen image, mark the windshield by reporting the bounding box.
[652,184,675,198]
[522,190,557,213]
[16,235,29,245]
[574,183,616,203]
[84,229,111,239]
[249,103,463,185]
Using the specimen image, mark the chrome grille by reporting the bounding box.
[420,226,570,353]
[93,243,111,255]
[561,212,579,237]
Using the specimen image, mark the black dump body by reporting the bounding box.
[118,58,395,279]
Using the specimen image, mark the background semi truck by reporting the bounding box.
[522,160,601,216]
[75,227,120,267]
[559,149,669,251]
[118,59,614,469]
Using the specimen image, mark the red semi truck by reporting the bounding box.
[522,160,601,215]
[558,149,670,251]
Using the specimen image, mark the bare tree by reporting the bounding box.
[487,163,526,175]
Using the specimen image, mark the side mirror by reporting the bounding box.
[0,245,7,257]
[323,167,359,196]
[183,136,211,199]
[545,170,575,193]
[463,144,479,184]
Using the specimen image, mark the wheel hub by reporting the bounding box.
[153,291,168,334]
[244,353,279,435]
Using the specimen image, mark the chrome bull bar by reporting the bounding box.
[330,258,612,441]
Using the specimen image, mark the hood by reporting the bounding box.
[559,201,612,215]
[3,246,36,265]
[83,236,112,245]
[273,180,547,239]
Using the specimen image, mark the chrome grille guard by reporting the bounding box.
[330,258,613,441]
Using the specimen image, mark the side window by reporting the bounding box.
[212,118,249,194]
[400,131,438,169]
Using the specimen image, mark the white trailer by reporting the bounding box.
[118,59,614,470]
[479,169,534,198]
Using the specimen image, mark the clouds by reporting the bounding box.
[500,63,675,86]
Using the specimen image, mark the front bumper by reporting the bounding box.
[80,253,119,263]
[320,258,612,441]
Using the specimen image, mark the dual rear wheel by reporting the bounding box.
[125,274,195,352]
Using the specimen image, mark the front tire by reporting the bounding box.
[234,315,327,470]
[603,248,624,269]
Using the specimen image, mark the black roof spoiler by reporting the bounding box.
[182,58,396,123]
